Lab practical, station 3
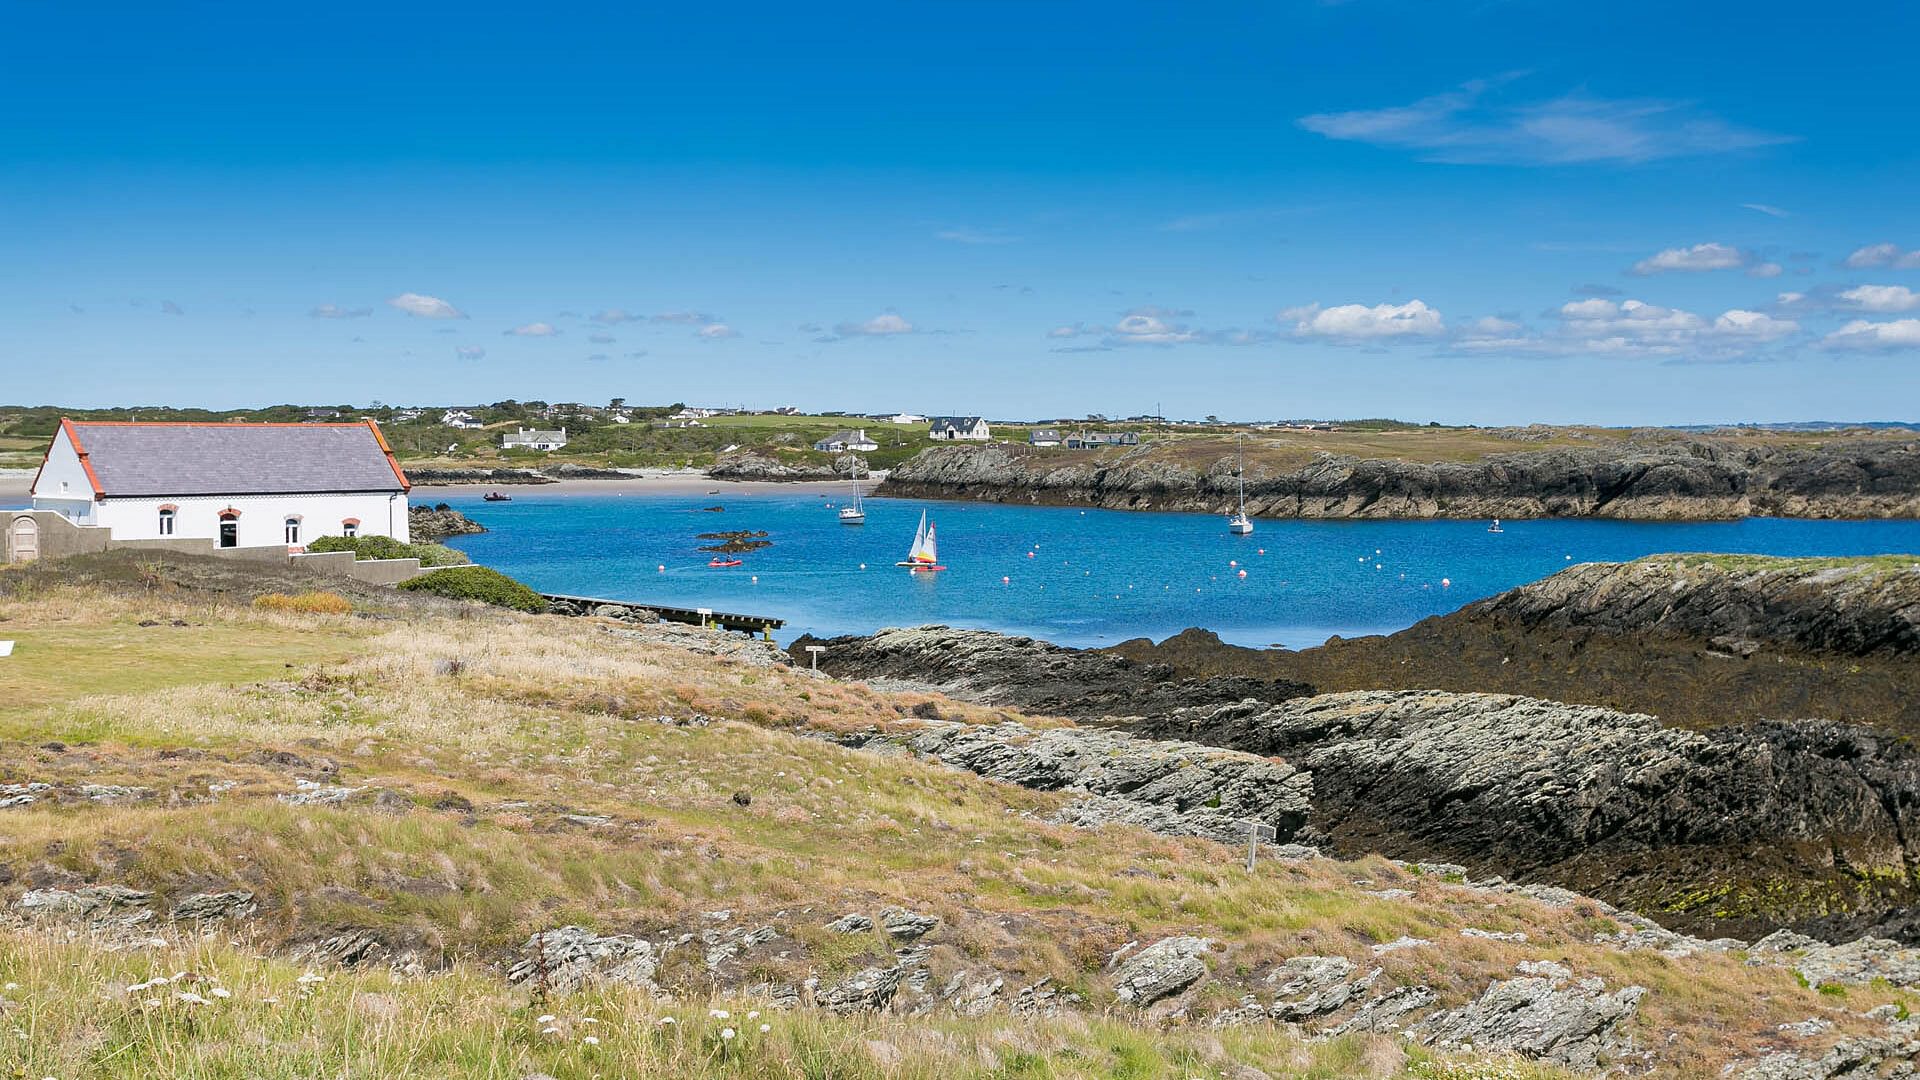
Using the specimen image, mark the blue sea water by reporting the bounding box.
[438,489,1920,649]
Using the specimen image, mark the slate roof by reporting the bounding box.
[58,420,409,497]
[929,416,985,433]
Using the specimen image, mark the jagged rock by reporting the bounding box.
[1110,936,1210,1006]
[1327,985,1438,1035]
[1413,968,1646,1072]
[704,925,777,970]
[824,913,874,934]
[408,505,486,542]
[507,927,662,992]
[79,784,152,802]
[1009,977,1079,1017]
[1739,1035,1920,1080]
[306,932,387,968]
[279,780,364,806]
[790,624,1310,719]
[879,906,937,942]
[19,885,151,918]
[1754,930,1825,954]
[1266,956,1376,1021]
[709,452,838,482]
[171,891,256,921]
[1461,928,1529,943]
[1786,937,1920,989]
[1370,935,1428,954]
[814,965,904,1013]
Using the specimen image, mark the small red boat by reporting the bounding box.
[707,557,743,568]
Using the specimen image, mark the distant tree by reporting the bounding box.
[609,397,626,409]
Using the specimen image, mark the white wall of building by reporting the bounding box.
[91,492,410,546]
[28,428,98,523]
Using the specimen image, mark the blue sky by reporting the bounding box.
[3,0,1917,424]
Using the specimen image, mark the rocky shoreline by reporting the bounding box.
[877,438,1920,519]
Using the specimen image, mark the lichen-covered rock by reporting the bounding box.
[19,885,151,918]
[171,891,256,921]
[813,965,904,1013]
[507,927,662,992]
[1266,956,1376,1021]
[1110,936,1210,1006]
[824,913,873,934]
[880,906,938,943]
[1413,968,1647,1071]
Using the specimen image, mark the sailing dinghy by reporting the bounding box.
[838,458,866,523]
[895,510,945,571]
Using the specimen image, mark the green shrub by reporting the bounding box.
[397,566,545,612]
[307,534,469,567]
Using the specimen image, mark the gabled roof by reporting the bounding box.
[44,419,409,498]
[929,416,985,430]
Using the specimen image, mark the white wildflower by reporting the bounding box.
[535,1014,555,1024]
[210,988,231,999]
[2,982,16,990]
[148,975,171,986]
[720,1027,736,1041]
[296,972,323,985]
[142,998,162,1008]
[759,1023,771,1033]
[747,1010,760,1020]
[582,1035,600,1046]
[709,1008,730,1019]
[541,1026,561,1036]
[580,1016,599,1025]
[658,1016,677,1025]
[175,991,210,1006]
[262,995,280,1005]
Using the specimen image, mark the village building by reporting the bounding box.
[871,412,927,424]
[441,409,486,429]
[813,428,879,452]
[8,418,410,562]
[502,427,568,451]
[1065,431,1139,449]
[928,416,990,441]
[1028,428,1062,447]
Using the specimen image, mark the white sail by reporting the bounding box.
[906,510,929,562]
[918,520,938,564]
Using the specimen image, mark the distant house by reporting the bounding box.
[814,429,879,453]
[441,409,485,429]
[610,412,631,424]
[8,418,410,561]
[928,416,990,441]
[872,412,927,425]
[502,427,568,451]
[1065,431,1139,449]
[303,408,342,423]
[393,408,425,422]
[1028,428,1062,447]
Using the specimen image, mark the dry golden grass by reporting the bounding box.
[252,590,354,614]
[0,582,1911,1078]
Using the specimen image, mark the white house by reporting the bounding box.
[928,416,990,441]
[1028,428,1062,447]
[502,427,568,451]
[441,409,485,429]
[813,428,879,452]
[872,412,927,425]
[26,418,411,548]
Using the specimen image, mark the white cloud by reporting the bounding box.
[1822,318,1920,351]
[1290,299,1445,340]
[1460,316,1523,338]
[1746,262,1783,279]
[1111,313,1200,344]
[1455,298,1799,358]
[1711,309,1799,341]
[1298,79,1791,166]
[388,292,465,319]
[1631,242,1747,275]
[592,308,639,324]
[1844,243,1920,270]
[588,332,616,344]
[935,227,1019,245]
[310,304,372,319]
[505,321,560,337]
[652,310,714,325]
[834,313,915,337]
[1741,203,1791,218]
[1840,284,1920,313]
[1047,324,1086,338]
[697,323,739,340]
[456,345,486,360]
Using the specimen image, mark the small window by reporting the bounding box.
[158,509,175,536]
[284,518,301,544]
[342,521,358,538]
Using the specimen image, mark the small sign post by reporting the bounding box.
[1245,821,1277,872]
[805,645,826,671]
[696,607,713,630]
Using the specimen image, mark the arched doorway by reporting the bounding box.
[8,516,39,563]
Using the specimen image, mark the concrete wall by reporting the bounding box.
[5,509,426,585]
[5,510,111,563]
[90,492,410,547]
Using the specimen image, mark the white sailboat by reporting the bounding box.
[1487,518,1504,534]
[1228,434,1254,535]
[838,458,866,523]
[895,509,945,571]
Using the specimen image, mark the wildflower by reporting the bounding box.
[709,1008,730,1019]
[657,1016,677,1026]
[175,991,210,1006]
[535,1014,555,1024]
[148,975,171,986]
[759,1023,771,1033]
[262,996,280,1005]
[296,972,324,985]
[210,988,231,1000]
[747,1010,760,1020]
[720,1027,736,1041]
[580,1016,599,1025]
[541,1027,561,1036]
[142,998,162,1008]
[2,982,17,990]
[582,1035,600,1046]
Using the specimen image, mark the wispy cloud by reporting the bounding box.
[652,310,716,325]
[592,308,640,324]
[310,304,372,319]
[504,321,560,337]
[1844,243,1920,270]
[588,332,616,344]
[1453,297,1798,359]
[1299,78,1792,166]
[935,227,1019,245]
[1741,203,1791,218]
[696,323,739,340]
[1158,207,1300,232]
[388,292,466,319]
[456,345,486,360]
[831,313,916,338]
[160,300,184,315]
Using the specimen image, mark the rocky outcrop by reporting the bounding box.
[877,437,1920,519]
[507,926,663,992]
[1110,556,1920,730]
[1133,690,1920,943]
[402,467,557,486]
[1110,936,1211,1006]
[1411,965,1647,1072]
[408,505,486,542]
[837,717,1313,845]
[790,625,1311,719]
[709,451,840,481]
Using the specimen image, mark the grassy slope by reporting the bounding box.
[0,557,1908,1077]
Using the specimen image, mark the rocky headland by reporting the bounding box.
[407,504,487,542]
[1114,554,1920,730]
[878,435,1920,519]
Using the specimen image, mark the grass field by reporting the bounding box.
[0,554,1911,1077]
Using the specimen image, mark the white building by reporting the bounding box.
[928,416,990,441]
[1028,428,1062,447]
[502,427,568,451]
[872,412,927,425]
[813,428,879,452]
[441,409,485,429]
[27,418,411,548]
